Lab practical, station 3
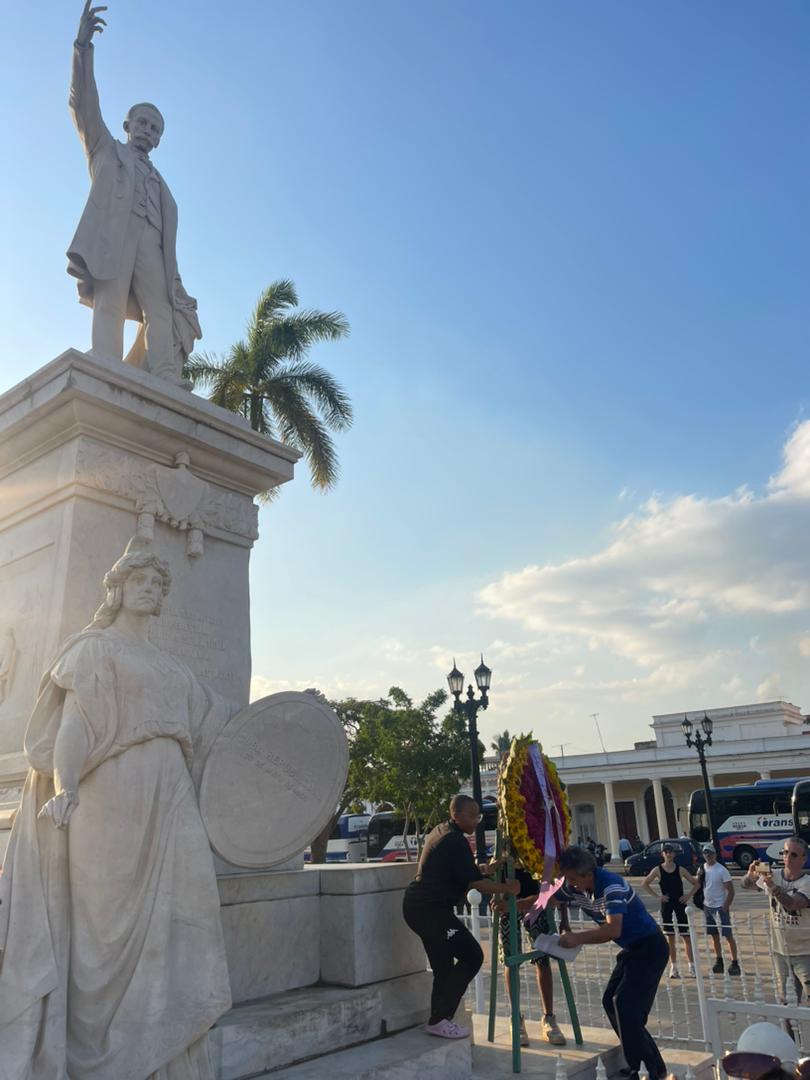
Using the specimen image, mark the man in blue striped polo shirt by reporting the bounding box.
[555,846,670,1080]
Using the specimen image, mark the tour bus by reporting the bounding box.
[305,812,370,863]
[688,778,802,869]
[367,802,498,862]
[791,779,810,854]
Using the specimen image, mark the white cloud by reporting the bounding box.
[250,675,297,701]
[478,420,810,671]
[379,637,412,662]
[720,674,745,699]
[755,673,784,702]
[467,420,810,747]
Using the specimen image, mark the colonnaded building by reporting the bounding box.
[477,701,810,859]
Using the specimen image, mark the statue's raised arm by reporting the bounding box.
[70,2,109,157]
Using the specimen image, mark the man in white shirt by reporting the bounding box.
[695,845,740,975]
[741,835,810,1002]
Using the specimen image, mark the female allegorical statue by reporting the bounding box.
[0,537,233,1080]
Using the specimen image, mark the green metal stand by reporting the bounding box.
[487,830,583,1074]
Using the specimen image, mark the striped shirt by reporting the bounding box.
[557,868,659,947]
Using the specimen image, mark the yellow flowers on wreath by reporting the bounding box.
[497,734,571,881]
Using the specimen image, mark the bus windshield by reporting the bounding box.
[688,779,801,869]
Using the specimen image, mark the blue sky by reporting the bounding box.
[2,2,809,751]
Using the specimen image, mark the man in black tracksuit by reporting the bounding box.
[402,794,520,1040]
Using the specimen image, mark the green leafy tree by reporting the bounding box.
[307,688,485,863]
[350,687,474,859]
[307,693,383,864]
[185,280,352,491]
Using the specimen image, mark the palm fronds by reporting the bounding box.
[186,280,351,492]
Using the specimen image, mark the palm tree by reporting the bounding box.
[185,280,352,490]
[490,730,513,756]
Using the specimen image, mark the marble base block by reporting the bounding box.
[218,869,321,1002]
[319,863,426,986]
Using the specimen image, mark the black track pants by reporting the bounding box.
[602,931,669,1075]
[402,894,483,1024]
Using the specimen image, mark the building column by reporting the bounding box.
[603,781,621,862]
[652,777,668,839]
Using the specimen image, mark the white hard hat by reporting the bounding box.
[737,1022,800,1064]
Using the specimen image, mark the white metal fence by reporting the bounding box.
[461,901,810,1054]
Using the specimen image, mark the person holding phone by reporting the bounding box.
[741,836,810,1002]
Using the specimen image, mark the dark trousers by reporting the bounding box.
[602,931,669,1075]
[402,894,483,1024]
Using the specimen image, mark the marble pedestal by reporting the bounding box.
[212,864,435,1080]
[0,348,298,854]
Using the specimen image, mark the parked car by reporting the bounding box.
[624,838,703,877]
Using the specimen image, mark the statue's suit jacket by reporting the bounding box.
[66,41,178,319]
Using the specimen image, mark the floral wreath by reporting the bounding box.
[497,734,571,881]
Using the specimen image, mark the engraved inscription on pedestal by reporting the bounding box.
[200,692,349,868]
[149,605,237,685]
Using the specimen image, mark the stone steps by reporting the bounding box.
[209,984,381,1080]
[259,1025,472,1079]
[209,973,432,1080]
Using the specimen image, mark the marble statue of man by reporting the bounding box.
[0,537,232,1079]
[67,2,200,388]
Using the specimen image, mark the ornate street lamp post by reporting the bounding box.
[447,655,491,863]
[682,712,723,862]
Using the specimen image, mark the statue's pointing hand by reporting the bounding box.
[77,1,108,47]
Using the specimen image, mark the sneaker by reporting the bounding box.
[518,1016,530,1047]
[668,963,680,979]
[728,960,741,976]
[541,1013,566,1046]
[687,962,695,977]
[712,958,724,974]
[425,1019,470,1039]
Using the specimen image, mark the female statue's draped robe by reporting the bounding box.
[0,628,233,1080]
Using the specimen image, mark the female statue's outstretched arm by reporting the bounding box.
[38,693,89,829]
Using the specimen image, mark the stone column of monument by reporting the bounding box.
[0,348,298,857]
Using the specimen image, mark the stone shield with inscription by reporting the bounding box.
[199,691,348,868]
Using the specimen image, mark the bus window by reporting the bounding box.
[690,782,799,868]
